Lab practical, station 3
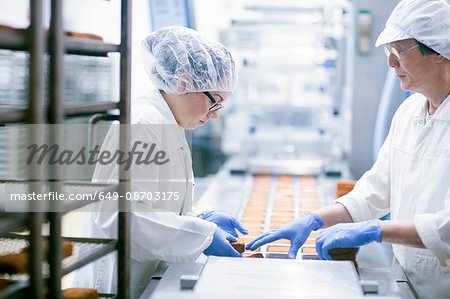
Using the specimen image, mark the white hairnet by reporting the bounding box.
[141,26,238,94]
[375,0,450,60]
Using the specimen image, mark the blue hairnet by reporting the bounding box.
[141,26,238,94]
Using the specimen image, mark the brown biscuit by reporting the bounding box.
[65,31,103,41]
[63,288,98,299]
[243,253,264,258]
[21,240,73,258]
[230,239,245,253]
[328,247,357,256]
[329,247,358,268]
[0,253,28,274]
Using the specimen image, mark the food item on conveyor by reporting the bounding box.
[267,246,289,253]
[271,211,294,217]
[272,239,290,245]
[329,247,358,268]
[303,239,315,245]
[240,223,264,230]
[239,239,260,252]
[242,210,265,218]
[230,239,245,253]
[301,247,317,254]
[243,253,264,258]
[241,219,265,226]
[63,288,98,299]
[335,180,357,198]
[308,231,319,238]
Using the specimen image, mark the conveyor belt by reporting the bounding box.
[239,174,322,258]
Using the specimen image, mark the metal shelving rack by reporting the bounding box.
[0,0,131,298]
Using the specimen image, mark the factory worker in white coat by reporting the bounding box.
[247,1,450,298]
[72,26,247,298]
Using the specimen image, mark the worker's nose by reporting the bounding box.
[208,110,219,119]
[387,54,400,68]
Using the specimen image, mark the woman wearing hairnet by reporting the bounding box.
[247,0,450,297]
[72,26,246,297]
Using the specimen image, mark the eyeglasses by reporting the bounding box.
[203,92,224,113]
[384,44,418,61]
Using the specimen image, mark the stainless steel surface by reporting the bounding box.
[396,282,417,299]
[143,256,206,298]
[180,275,199,289]
[197,257,363,298]
[358,268,401,297]
[249,158,324,175]
[150,257,365,299]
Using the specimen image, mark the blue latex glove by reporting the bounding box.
[203,227,242,257]
[246,213,324,259]
[202,211,248,238]
[316,219,381,260]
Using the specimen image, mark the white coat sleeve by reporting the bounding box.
[131,212,216,263]
[336,124,393,222]
[92,210,215,263]
[91,120,216,263]
[414,189,450,267]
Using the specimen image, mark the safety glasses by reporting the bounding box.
[384,44,418,61]
[203,92,224,113]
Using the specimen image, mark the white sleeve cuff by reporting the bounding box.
[336,193,376,223]
[415,213,449,267]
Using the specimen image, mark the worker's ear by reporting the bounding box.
[176,73,193,94]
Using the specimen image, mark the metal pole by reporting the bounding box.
[118,0,132,297]
[28,0,45,297]
[48,0,64,297]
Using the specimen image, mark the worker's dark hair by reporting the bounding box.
[416,40,439,56]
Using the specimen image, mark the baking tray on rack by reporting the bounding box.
[0,233,117,296]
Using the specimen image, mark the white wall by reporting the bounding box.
[349,0,401,178]
[130,0,154,99]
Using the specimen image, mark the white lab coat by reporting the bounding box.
[72,88,216,298]
[337,93,450,298]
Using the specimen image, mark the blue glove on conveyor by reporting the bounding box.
[203,211,248,238]
[203,227,242,257]
[316,219,381,260]
[246,212,324,259]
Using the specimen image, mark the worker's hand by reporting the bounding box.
[203,227,242,257]
[246,213,324,259]
[316,219,381,260]
[202,211,248,238]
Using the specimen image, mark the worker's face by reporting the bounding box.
[174,91,231,130]
[386,39,436,93]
